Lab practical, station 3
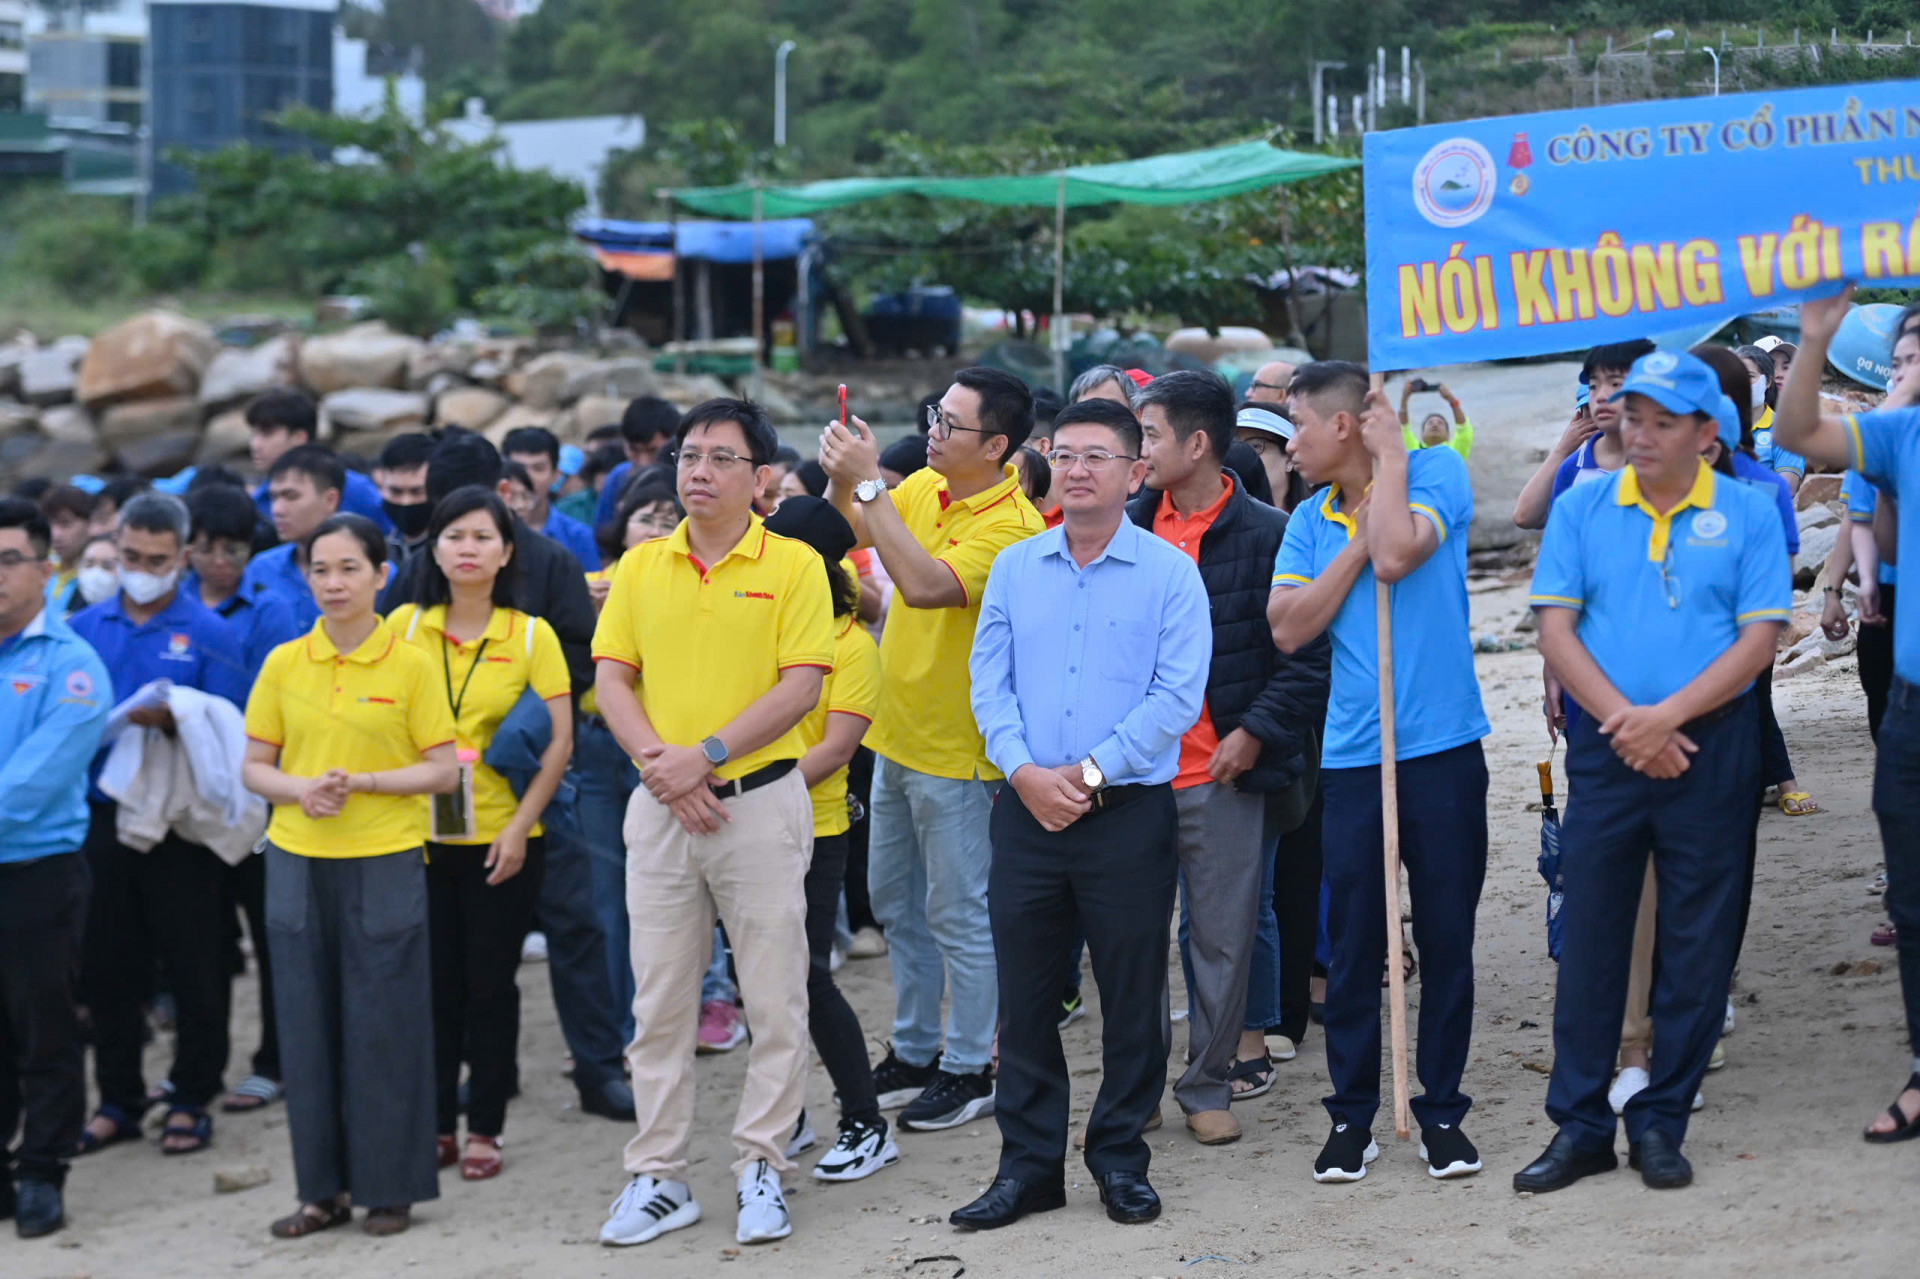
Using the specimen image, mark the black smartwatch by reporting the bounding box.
[700,736,729,767]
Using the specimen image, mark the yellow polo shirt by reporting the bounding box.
[591,515,835,782]
[387,604,570,844]
[243,619,458,859]
[803,615,881,836]
[864,464,1041,780]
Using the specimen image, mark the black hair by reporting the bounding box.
[421,486,519,609]
[820,556,858,620]
[1016,446,1052,503]
[503,459,535,491]
[377,432,438,473]
[39,484,96,523]
[879,436,928,479]
[1691,343,1757,454]
[952,366,1034,459]
[11,478,52,503]
[245,388,318,440]
[1897,302,1920,339]
[916,392,944,436]
[676,398,779,467]
[1049,396,1143,457]
[427,431,504,506]
[1734,344,1778,411]
[791,459,829,498]
[1222,440,1274,505]
[502,426,562,466]
[772,445,802,468]
[1030,387,1065,438]
[0,497,51,557]
[621,396,679,445]
[96,476,149,511]
[1287,361,1370,420]
[580,441,627,488]
[585,422,623,445]
[187,483,262,545]
[303,512,387,570]
[1583,339,1657,381]
[599,478,683,562]
[268,443,346,497]
[1131,368,1236,461]
[186,464,247,493]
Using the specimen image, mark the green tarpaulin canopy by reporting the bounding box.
[666,138,1359,218]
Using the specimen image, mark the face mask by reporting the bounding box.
[1751,380,1767,409]
[384,499,431,539]
[120,567,180,606]
[76,566,119,605]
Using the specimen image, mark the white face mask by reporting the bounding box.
[120,566,180,606]
[1750,380,1767,410]
[76,565,119,605]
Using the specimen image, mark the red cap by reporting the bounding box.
[1124,368,1153,388]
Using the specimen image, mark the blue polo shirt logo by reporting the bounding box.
[64,669,92,698]
[1690,509,1728,541]
[163,632,193,661]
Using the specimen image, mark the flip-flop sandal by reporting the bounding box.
[271,1201,352,1239]
[1863,1073,1920,1144]
[1227,1055,1275,1101]
[222,1075,283,1113]
[1778,792,1819,816]
[1872,921,1898,947]
[75,1104,141,1156]
[160,1106,213,1155]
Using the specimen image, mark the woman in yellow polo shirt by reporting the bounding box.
[761,497,897,1181]
[241,513,459,1241]
[389,487,572,1183]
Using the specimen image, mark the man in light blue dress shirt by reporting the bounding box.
[953,397,1210,1232]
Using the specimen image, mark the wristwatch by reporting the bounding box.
[1080,755,1107,794]
[853,477,890,504]
[700,736,729,767]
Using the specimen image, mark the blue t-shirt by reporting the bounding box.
[185,572,304,689]
[1841,470,1896,587]
[254,468,392,535]
[238,542,319,631]
[1271,447,1489,769]
[593,460,634,529]
[1846,406,1920,680]
[1530,463,1791,706]
[1550,435,1620,506]
[1730,451,1800,556]
[542,507,600,572]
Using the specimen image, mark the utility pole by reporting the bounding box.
[1311,60,1346,145]
[773,40,796,147]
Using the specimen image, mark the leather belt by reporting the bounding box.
[709,759,796,801]
[1086,782,1156,813]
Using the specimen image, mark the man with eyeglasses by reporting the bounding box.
[593,397,832,1248]
[0,499,110,1238]
[1515,350,1788,1195]
[952,396,1208,1230]
[67,492,248,1161]
[818,368,1042,1135]
[1247,360,1296,407]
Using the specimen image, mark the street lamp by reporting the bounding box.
[1595,28,1674,105]
[1311,60,1346,145]
[774,40,797,147]
[1702,45,1721,96]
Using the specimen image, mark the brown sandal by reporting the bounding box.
[270,1200,351,1239]
[363,1205,411,1236]
[436,1134,459,1169]
[461,1135,502,1181]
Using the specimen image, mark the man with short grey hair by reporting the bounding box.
[1069,365,1135,407]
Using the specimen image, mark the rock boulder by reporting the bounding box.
[77,311,218,410]
[321,388,429,434]
[298,324,423,396]
[1795,472,1842,510]
[197,410,251,465]
[19,347,81,406]
[433,386,509,432]
[505,352,598,410]
[198,335,300,412]
[99,396,203,448]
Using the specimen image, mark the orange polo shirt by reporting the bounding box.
[1152,475,1231,790]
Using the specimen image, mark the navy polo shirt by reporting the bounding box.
[253,468,392,534]
[238,542,320,631]
[185,571,304,688]
[1530,462,1791,706]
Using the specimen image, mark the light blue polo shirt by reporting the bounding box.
[1271,446,1488,769]
[0,606,110,863]
[1530,462,1791,705]
[1840,469,1895,586]
[1845,406,1920,681]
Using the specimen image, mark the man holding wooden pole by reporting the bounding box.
[1268,361,1490,1185]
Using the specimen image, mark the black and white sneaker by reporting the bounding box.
[898,1067,995,1131]
[599,1175,701,1246]
[1418,1123,1483,1179]
[1312,1122,1379,1184]
[872,1046,941,1111]
[811,1116,900,1182]
[785,1108,817,1158]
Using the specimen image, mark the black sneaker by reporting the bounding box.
[1419,1122,1483,1179]
[872,1046,940,1112]
[898,1067,995,1131]
[1312,1122,1378,1183]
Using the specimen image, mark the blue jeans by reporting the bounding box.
[575,718,637,1043]
[866,757,997,1073]
[703,925,736,1004]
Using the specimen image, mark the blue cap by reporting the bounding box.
[1575,383,1590,408]
[1709,394,1741,450]
[558,443,585,477]
[1610,350,1724,419]
[152,466,197,495]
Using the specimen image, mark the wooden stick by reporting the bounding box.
[1376,575,1413,1141]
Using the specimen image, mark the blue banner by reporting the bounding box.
[1362,79,1920,370]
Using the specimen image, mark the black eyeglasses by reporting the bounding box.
[0,551,47,570]
[926,405,992,439]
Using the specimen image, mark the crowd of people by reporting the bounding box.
[0,299,1916,1247]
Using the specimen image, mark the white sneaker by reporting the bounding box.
[1267,1034,1298,1062]
[736,1159,792,1244]
[1692,1089,1705,1112]
[785,1109,817,1158]
[1608,1066,1650,1115]
[812,1117,900,1182]
[521,931,549,963]
[1723,999,1736,1036]
[600,1175,700,1246]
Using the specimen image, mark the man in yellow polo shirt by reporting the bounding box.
[819,367,1042,1133]
[592,398,833,1250]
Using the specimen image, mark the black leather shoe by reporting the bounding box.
[15,1178,64,1239]
[1627,1129,1693,1189]
[578,1080,637,1122]
[1512,1131,1618,1193]
[948,1177,1067,1230]
[1096,1171,1161,1224]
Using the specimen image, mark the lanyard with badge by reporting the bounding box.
[430,632,488,842]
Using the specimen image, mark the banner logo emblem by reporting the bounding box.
[1412,138,1496,228]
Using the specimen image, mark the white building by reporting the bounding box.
[442,97,643,215]
[333,30,422,120]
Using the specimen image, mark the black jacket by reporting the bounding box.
[1126,473,1330,794]
[378,516,598,695]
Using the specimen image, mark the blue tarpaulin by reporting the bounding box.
[572,217,815,263]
